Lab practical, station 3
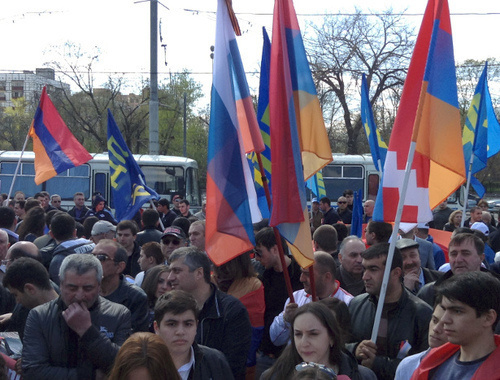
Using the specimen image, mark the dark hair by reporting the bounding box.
[366,221,393,243]
[117,220,138,235]
[171,217,190,237]
[14,200,25,210]
[319,298,351,345]
[158,198,170,208]
[75,222,85,238]
[449,233,484,256]
[213,251,256,292]
[8,244,41,262]
[154,290,199,325]
[361,242,403,271]
[0,206,15,229]
[142,265,170,307]
[45,209,62,228]
[179,199,190,206]
[332,223,348,243]
[50,213,76,241]
[24,199,41,213]
[169,247,211,283]
[17,207,46,241]
[3,257,52,292]
[437,271,500,330]
[142,209,160,228]
[264,302,343,380]
[108,332,180,380]
[83,216,99,239]
[313,225,338,252]
[320,197,331,205]
[314,251,337,279]
[343,189,354,197]
[255,226,287,251]
[142,242,164,265]
[99,239,128,264]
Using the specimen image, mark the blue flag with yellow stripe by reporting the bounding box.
[107,109,159,221]
[306,171,326,198]
[462,62,500,198]
[361,74,387,172]
[249,27,272,219]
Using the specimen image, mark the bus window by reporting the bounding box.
[46,165,91,200]
[186,167,200,206]
[94,173,107,200]
[141,166,185,198]
[0,162,42,197]
[323,165,364,201]
[323,165,342,178]
[367,174,380,200]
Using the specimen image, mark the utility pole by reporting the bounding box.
[149,0,159,155]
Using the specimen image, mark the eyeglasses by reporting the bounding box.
[295,362,337,379]
[173,198,181,203]
[162,238,181,245]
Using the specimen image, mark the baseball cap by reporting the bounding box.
[471,222,489,236]
[161,226,186,240]
[312,198,319,204]
[91,221,116,236]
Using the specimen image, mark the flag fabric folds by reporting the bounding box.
[29,86,92,185]
[249,27,273,219]
[462,62,500,198]
[361,74,387,172]
[206,0,263,266]
[107,109,159,222]
[350,190,364,238]
[373,0,465,223]
[269,0,330,268]
[306,172,326,199]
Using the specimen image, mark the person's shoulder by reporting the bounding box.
[123,279,147,297]
[98,296,131,316]
[198,344,228,361]
[405,289,433,312]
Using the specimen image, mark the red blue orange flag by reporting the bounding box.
[206,0,263,266]
[29,86,92,185]
[269,0,330,268]
[373,0,465,223]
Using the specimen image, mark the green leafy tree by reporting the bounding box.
[0,97,35,150]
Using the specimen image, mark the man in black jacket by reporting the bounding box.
[93,239,148,333]
[154,290,233,379]
[67,192,89,224]
[168,247,251,380]
[348,243,432,380]
[22,253,131,379]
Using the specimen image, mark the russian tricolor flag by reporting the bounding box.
[29,86,91,185]
[206,0,263,266]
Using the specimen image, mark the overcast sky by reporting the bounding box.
[1,0,499,108]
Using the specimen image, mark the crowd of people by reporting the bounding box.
[0,189,498,380]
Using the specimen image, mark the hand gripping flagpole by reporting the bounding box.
[370,141,417,343]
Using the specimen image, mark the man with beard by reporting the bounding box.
[396,239,443,295]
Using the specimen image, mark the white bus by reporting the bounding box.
[321,153,470,209]
[0,151,201,210]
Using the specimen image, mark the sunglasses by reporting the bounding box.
[295,362,337,379]
[163,238,181,245]
[337,201,346,204]
[94,254,115,262]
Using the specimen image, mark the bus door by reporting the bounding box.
[93,171,113,209]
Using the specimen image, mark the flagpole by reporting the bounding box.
[370,141,417,342]
[7,132,30,202]
[256,151,295,303]
[460,156,474,227]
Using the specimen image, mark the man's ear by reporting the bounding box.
[483,309,497,329]
[116,261,126,274]
[391,267,402,280]
[24,283,37,295]
[154,320,159,334]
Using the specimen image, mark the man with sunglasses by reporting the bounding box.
[337,196,352,225]
[93,239,148,333]
[160,226,188,265]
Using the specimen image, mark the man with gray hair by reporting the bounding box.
[167,247,251,380]
[337,235,366,296]
[22,253,131,379]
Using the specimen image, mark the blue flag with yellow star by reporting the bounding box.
[107,109,159,221]
[361,73,387,172]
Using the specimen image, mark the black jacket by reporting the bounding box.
[322,207,340,225]
[67,206,90,224]
[104,275,149,333]
[197,283,251,380]
[22,296,131,380]
[189,342,234,380]
[136,227,163,246]
[348,287,432,380]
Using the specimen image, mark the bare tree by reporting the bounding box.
[306,9,416,154]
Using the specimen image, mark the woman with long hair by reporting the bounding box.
[108,332,180,380]
[141,264,170,331]
[261,302,376,380]
[17,206,45,242]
